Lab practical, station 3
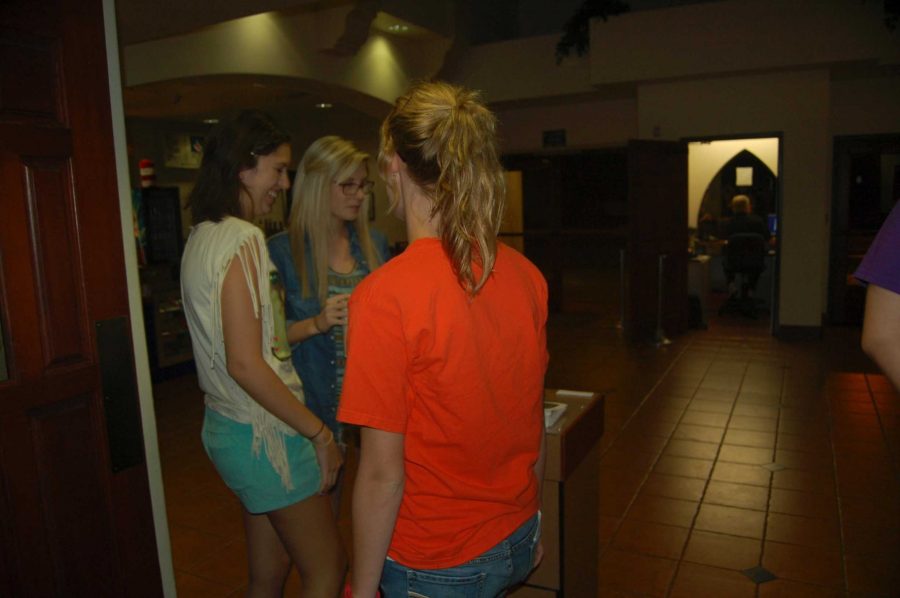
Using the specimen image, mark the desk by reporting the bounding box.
[688,255,712,325]
[511,389,605,597]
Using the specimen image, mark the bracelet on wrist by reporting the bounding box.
[315,430,335,448]
[313,315,325,334]
[310,420,326,441]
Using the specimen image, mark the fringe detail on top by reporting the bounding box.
[209,225,294,491]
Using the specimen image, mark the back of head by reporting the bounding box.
[731,194,751,216]
[379,80,506,295]
[189,110,290,224]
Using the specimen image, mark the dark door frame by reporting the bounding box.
[829,133,900,325]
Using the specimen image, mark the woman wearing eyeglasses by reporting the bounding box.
[268,135,389,510]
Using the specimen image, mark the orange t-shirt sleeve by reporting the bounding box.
[338,281,408,434]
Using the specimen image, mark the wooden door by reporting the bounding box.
[0,1,162,596]
[626,140,689,341]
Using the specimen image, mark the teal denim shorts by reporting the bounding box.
[201,407,320,514]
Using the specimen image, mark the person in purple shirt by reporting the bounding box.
[855,200,900,390]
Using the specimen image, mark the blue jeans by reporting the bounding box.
[380,513,541,598]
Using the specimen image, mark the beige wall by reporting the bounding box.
[831,76,900,136]
[450,34,596,104]
[495,97,637,154]
[590,0,900,85]
[638,70,831,327]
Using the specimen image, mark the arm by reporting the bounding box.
[351,427,405,598]
[861,283,900,391]
[268,233,349,345]
[221,247,342,493]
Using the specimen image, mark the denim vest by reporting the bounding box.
[267,225,389,435]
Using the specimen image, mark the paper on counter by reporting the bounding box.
[555,389,594,398]
[544,401,568,428]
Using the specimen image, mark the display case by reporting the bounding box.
[149,288,192,368]
[140,264,192,377]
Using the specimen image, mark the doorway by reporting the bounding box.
[687,136,782,332]
[829,134,900,325]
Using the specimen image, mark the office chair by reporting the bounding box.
[719,232,767,318]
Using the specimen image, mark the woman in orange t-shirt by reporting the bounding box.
[338,81,549,597]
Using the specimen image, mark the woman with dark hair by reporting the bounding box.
[181,110,346,597]
[338,82,549,597]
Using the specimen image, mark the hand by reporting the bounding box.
[316,293,351,332]
[313,428,343,494]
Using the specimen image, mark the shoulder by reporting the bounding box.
[195,217,262,249]
[268,230,290,249]
[355,240,442,299]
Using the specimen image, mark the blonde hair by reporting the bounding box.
[379,81,505,295]
[731,194,751,214]
[288,135,382,303]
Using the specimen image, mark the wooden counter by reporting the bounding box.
[512,389,605,597]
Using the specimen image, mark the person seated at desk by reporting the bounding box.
[722,195,768,311]
[724,194,769,239]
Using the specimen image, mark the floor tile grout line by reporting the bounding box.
[593,333,697,465]
[753,361,788,591]
[826,371,851,596]
[597,334,703,569]
[864,373,900,479]
[663,349,776,598]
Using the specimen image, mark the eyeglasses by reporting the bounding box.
[335,179,375,196]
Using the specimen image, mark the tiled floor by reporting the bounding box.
[153,297,900,597]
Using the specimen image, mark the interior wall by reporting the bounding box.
[831,75,900,136]
[589,0,900,86]
[639,70,830,328]
[450,34,596,104]
[687,138,779,228]
[494,97,636,154]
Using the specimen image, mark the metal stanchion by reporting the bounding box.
[616,248,626,329]
[654,253,672,347]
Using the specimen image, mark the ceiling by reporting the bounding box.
[114,0,343,45]
[121,74,392,126]
[116,2,436,124]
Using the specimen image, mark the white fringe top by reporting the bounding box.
[181,217,305,489]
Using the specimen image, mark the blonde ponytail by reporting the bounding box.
[380,81,505,295]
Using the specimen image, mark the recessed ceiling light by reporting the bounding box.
[315,102,333,109]
[203,118,219,124]
[387,23,409,33]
